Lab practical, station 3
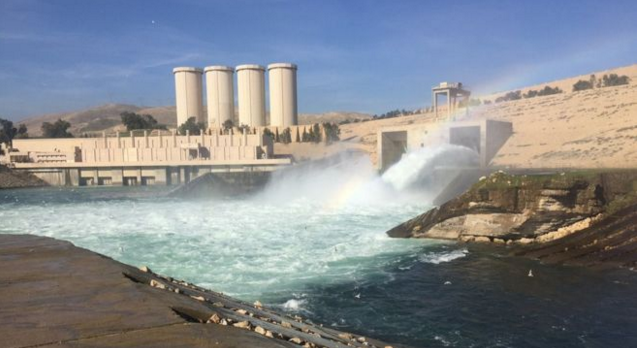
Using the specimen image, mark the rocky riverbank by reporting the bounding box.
[387,170,636,268]
[0,165,47,189]
[0,234,406,348]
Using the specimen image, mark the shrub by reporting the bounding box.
[601,74,630,87]
[573,80,593,92]
[537,85,562,96]
[524,90,539,98]
[495,90,522,103]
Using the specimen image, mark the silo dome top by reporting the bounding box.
[235,64,266,72]
[267,63,297,70]
[204,65,234,73]
[173,67,203,74]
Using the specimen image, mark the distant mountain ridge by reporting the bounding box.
[19,104,372,136]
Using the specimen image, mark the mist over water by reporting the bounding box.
[382,144,479,191]
[1,144,635,348]
[0,144,475,297]
[257,144,480,208]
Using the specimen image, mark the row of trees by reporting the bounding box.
[573,74,630,92]
[372,109,417,119]
[262,123,340,144]
[492,85,563,103]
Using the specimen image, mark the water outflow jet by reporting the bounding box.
[381,144,480,192]
[256,144,479,208]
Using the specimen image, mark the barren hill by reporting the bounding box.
[16,64,637,170]
[19,104,371,136]
[299,64,637,169]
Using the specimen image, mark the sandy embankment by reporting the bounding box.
[283,65,637,169]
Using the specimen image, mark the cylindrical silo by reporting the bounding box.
[204,66,235,129]
[236,64,266,127]
[268,63,298,127]
[173,67,204,127]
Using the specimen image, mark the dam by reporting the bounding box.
[2,130,290,186]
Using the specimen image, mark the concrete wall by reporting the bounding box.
[268,63,298,127]
[377,119,512,170]
[205,66,235,128]
[174,67,204,127]
[21,162,288,187]
[379,131,407,172]
[10,132,272,164]
[236,65,266,127]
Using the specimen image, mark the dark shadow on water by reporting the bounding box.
[267,243,636,348]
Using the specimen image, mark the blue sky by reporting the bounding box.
[0,0,636,121]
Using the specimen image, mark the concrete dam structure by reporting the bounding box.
[3,131,290,187]
[204,65,235,129]
[173,67,204,126]
[378,119,513,204]
[268,63,298,127]
[175,63,299,129]
[236,64,267,128]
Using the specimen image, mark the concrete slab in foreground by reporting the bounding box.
[0,235,407,348]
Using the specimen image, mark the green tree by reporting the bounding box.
[15,124,28,139]
[222,119,234,134]
[42,119,73,138]
[309,123,322,143]
[178,117,205,135]
[0,118,18,146]
[280,127,292,144]
[301,127,310,142]
[236,124,250,134]
[295,127,301,142]
[322,123,340,144]
[262,127,274,141]
[120,112,166,131]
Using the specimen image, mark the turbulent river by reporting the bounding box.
[0,145,635,348]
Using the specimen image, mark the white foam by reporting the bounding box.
[382,144,479,191]
[0,142,479,301]
[418,249,468,264]
[282,299,306,311]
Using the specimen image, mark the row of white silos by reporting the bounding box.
[173,63,298,129]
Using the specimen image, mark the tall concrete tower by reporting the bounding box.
[268,63,298,127]
[173,67,204,127]
[236,64,266,127]
[204,66,235,128]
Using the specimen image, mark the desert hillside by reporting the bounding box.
[313,64,636,169]
[19,105,371,137]
[15,64,637,169]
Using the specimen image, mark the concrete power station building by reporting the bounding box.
[173,67,204,126]
[174,63,298,130]
[268,63,298,127]
[204,65,235,128]
[236,64,267,128]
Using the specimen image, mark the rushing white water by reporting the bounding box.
[0,144,475,302]
[382,144,479,191]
